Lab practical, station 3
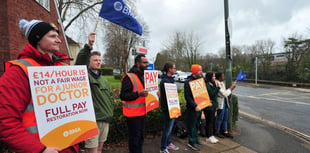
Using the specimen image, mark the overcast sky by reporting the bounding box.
[135,0,310,62]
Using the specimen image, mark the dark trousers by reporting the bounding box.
[126,115,146,153]
[186,108,201,145]
[203,108,216,138]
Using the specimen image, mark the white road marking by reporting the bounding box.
[234,93,310,106]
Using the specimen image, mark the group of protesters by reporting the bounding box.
[157,63,236,153]
[0,19,236,153]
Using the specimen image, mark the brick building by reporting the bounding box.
[0,0,69,76]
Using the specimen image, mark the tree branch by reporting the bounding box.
[64,1,103,31]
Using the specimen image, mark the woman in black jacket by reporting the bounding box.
[203,72,220,143]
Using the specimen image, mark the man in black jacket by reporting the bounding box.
[184,64,203,151]
[120,54,149,153]
[159,62,179,153]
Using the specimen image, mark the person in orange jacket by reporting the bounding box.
[0,19,79,153]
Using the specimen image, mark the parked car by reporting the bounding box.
[172,72,179,80]
[202,72,206,78]
[186,72,192,76]
[113,69,121,75]
[174,72,189,82]
[157,70,163,78]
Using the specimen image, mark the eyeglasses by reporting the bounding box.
[140,62,149,64]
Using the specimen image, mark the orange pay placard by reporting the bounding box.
[164,83,181,118]
[144,70,159,113]
[28,66,98,150]
[189,78,212,110]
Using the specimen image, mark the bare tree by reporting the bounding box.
[154,51,169,71]
[103,17,149,74]
[56,0,103,31]
[57,0,138,35]
[184,32,202,69]
[284,34,310,81]
[215,47,227,72]
[162,32,186,70]
[247,39,275,79]
[162,31,202,71]
[60,0,149,74]
[103,24,136,73]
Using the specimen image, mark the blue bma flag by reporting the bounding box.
[236,69,248,81]
[99,0,142,35]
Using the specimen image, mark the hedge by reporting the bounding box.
[106,99,164,143]
[101,67,113,75]
[106,89,187,144]
[114,74,123,80]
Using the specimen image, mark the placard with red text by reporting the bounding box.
[28,66,98,150]
[164,83,181,118]
[144,70,159,113]
[189,78,212,110]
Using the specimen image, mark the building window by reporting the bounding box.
[35,0,50,11]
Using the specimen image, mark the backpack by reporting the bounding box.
[173,119,187,138]
[199,119,207,137]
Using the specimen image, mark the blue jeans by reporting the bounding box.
[161,110,175,150]
[215,99,229,131]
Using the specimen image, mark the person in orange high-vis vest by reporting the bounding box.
[120,54,149,153]
[0,19,78,153]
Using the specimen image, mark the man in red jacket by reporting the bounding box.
[0,19,79,153]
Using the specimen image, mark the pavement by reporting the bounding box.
[101,131,257,153]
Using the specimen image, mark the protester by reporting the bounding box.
[120,54,149,153]
[184,64,203,151]
[159,62,179,153]
[214,72,236,139]
[0,19,79,153]
[203,72,220,143]
[75,33,114,153]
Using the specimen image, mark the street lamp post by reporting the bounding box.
[224,0,232,88]
[224,0,234,132]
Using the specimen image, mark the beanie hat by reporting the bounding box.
[19,19,59,48]
[191,64,202,74]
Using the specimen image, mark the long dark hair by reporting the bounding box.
[215,72,223,80]
[205,72,216,87]
[161,62,174,74]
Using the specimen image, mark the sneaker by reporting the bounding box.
[160,149,170,153]
[214,132,225,138]
[187,143,200,151]
[196,141,202,147]
[206,136,218,144]
[167,143,179,150]
[211,136,219,143]
[223,132,234,138]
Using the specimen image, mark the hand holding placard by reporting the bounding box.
[189,78,212,110]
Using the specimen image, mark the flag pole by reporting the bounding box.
[93,18,100,32]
